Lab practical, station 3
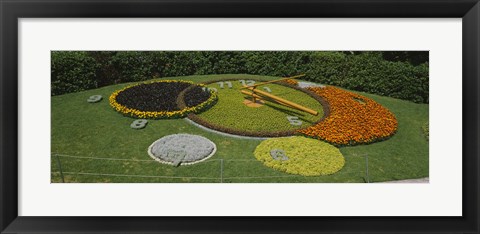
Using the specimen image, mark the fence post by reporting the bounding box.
[55,154,65,183]
[220,159,224,183]
[365,154,370,183]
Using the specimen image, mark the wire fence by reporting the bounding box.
[51,153,371,183]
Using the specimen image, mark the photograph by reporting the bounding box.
[51,51,429,183]
[2,0,477,232]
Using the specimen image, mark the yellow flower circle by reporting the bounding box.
[254,136,345,176]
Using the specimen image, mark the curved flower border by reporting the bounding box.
[109,80,218,119]
[298,86,398,146]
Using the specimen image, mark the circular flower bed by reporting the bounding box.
[254,136,345,176]
[298,86,398,146]
[147,134,216,166]
[109,80,217,119]
[187,78,327,137]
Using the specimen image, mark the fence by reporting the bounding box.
[51,153,371,183]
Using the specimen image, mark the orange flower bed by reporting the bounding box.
[298,86,398,146]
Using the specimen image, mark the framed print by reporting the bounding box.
[1,0,479,233]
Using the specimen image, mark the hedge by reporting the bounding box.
[51,51,98,96]
[51,51,429,103]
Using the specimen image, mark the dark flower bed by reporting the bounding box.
[110,80,218,119]
[115,82,191,112]
[184,86,211,107]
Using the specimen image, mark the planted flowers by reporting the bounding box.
[109,80,217,119]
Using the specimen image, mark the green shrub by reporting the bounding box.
[306,52,429,103]
[109,51,157,82]
[51,51,429,103]
[242,51,311,77]
[51,51,98,95]
[87,51,119,87]
[196,51,246,74]
[306,52,348,84]
[345,54,428,103]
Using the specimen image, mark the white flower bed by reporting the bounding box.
[147,134,216,166]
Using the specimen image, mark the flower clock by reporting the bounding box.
[108,77,398,177]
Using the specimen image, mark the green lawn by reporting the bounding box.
[51,74,429,183]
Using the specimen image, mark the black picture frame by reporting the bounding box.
[1,0,479,233]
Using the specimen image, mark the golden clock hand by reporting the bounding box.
[239,74,305,90]
[242,86,318,116]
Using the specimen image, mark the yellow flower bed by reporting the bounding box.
[254,136,345,176]
[109,80,217,119]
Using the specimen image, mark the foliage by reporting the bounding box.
[241,51,312,77]
[87,51,119,87]
[109,80,217,119]
[298,86,398,146]
[254,137,345,176]
[193,79,324,136]
[382,51,429,66]
[51,51,429,103]
[109,51,157,83]
[51,51,98,95]
[307,52,429,103]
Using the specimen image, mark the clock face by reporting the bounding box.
[188,79,325,137]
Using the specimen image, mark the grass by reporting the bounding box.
[197,80,324,132]
[51,74,429,183]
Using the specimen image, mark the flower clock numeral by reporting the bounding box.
[166,149,187,167]
[263,86,272,93]
[87,95,102,103]
[217,81,233,89]
[270,149,289,161]
[239,80,255,86]
[130,119,148,129]
[286,116,302,126]
[202,87,218,93]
